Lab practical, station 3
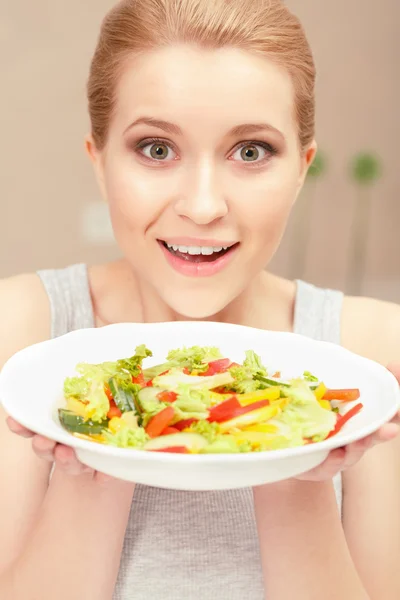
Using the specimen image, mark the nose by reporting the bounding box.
[174,160,228,225]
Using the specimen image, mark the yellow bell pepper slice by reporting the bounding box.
[219,403,282,433]
[318,399,332,411]
[108,417,127,434]
[237,388,281,406]
[244,423,278,434]
[66,398,88,419]
[314,383,327,401]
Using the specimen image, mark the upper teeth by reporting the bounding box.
[166,244,229,255]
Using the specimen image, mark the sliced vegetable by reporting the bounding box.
[200,358,232,376]
[108,377,138,413]
[314,383,327,401]
[144,432,208,452]
[160,426,180,436]
[208,397,241,423]
[66,397,87,419]
[151,446,190,454]
[157,390,178,403]
[219,404,282,433]
[326,403,363,438]
[59,409,108,435]
[323,389,361,402]
[107,405,123,419]
[237,388,281,406]
[174,418,197,431]
[145,406,175,438]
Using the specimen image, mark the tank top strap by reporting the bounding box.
[294,280,344,345]
[37,263,95,338]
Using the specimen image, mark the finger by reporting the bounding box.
[94,471,113,484]
[32,435,57,462]
[387,363,400,383]
[54,444,93,476]
[297,448,347,481]
[6,418,35,438]
[370,423,400,445]
[342,436,374,469]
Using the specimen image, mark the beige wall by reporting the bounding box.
[1,1,399,300]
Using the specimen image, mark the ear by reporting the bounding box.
[85,134,107,201]
[296,140,318,194]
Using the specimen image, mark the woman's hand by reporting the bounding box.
[296,363,400,482]
[6,418,112,482]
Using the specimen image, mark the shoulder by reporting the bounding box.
[341,295,400,365]
[0,272,50,366]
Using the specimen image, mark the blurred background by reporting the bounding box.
[0,0,399,300]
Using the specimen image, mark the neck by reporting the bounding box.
[92,260,296,333]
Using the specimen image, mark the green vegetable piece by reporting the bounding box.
[58,410,108,435]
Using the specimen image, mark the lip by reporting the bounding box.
[158,241,239,277]
[160,237,237,248]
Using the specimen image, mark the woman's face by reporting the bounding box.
[88,45,315,318]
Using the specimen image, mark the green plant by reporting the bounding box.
[346,152,382,295]
[290,150,327,280]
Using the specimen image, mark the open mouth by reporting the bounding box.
[159,241,239,263]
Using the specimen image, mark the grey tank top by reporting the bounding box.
[37,264,344,600]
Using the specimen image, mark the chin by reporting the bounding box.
[160,286,235,320]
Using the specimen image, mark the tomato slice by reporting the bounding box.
[160,426,180,436]
[183,368,191,375]
[145,406,175,438]
[323,389,361,402]
[132,367,146,387]
[151,446,189,454]
[157,390,178,403]
[200,358,232,376]
[146,379,154,387]
[107,405,122,419]
[174,418,197,431]
[326,403,363,439]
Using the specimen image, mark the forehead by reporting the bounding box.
[113,45,297,139]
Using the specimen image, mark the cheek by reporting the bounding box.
[234,170,297,243]
[104,160,163,235]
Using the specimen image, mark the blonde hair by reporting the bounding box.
[88,0,316,150]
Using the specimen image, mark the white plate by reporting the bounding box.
[0,322,399,491]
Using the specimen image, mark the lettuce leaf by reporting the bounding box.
[166,345,222,373]
[103,426,149,449]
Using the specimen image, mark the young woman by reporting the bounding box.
[0,1,399,599]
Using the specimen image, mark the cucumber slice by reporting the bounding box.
[144,432,208,452]
[59,409,108,435]
[138,386,163,408]
[108,378,139,413]
[258,377,290,388]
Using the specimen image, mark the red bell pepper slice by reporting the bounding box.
[145,406,175,438]
[323,389,361,402]
[157,390,178,403]
[132,367,146,387]
[174,418,197,431]
[200,358,232,376]
[326,403,363,439]
[104,384,114,403]
[160,426,180,436]
[151,446,189,454]
[208,397,241,422]
[208,397,270,423]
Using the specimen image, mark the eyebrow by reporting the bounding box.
[124,117,285,141]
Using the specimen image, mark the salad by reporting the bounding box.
[58,345,362,454]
